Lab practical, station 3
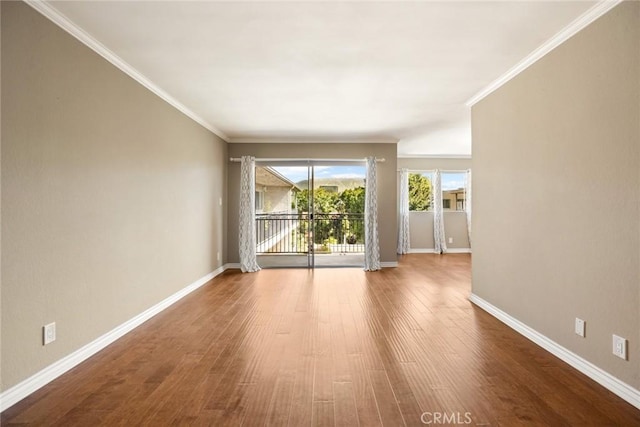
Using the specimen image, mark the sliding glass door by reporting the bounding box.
[255,163,365,268]
[309,164,365,267]
[254,165,311,267]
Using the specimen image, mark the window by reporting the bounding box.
[441,172,467,212]
[255,191,264,212]
[406,170,469,212]
[408,172,433,211]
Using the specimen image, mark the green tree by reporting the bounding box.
[339,186,365,213]
[408,173,432,211]
[294,186,366,245]
[295,188,339,213]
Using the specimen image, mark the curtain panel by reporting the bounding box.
[465,169,472,247]
[433,169,447,254]
[364,157,381,271]
[397,168,410,254]
[239,156,261,272]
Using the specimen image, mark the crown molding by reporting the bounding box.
[25,0,229,142]
[229,138,399,144]
[397,154,471,159]
[466,0,623,107]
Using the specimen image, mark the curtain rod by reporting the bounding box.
[397,168,470,173]
[230,157,385,163]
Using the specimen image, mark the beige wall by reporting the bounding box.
[1,2,227,391]
[472,1,639,389]
[398,158,471,250]
[228,143,397,263]
[408,212,470,250]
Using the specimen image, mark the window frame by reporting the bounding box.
[407,171,434,212]
[441,170,468,213]
[255,190,264,212]
[404,169,470,213]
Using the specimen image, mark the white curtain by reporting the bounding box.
[465,169,472,247]
[397,168,410,254]
[433,169,447,254]
[364,157,381,271]
[239,156,261,273]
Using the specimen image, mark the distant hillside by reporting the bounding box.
[296,177,365,192]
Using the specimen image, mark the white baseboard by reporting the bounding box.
[0,265,230,412]
[408,248,435,253]
[227,262,399,269]
[224,263,241,270]
[447,248,472,254]
[469,294,640,410]
[408,248,471,254]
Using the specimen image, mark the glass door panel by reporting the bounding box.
[311,164,365,268]
[255,163,365,268]
[255,165,311,268]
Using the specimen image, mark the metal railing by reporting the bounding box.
[256,212,364,254]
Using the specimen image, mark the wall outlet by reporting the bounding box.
[43,322,56,345]
[448,237,453,244]
[575,318,585,337]
[219,197,223,206]
[217,251,221,261]
[613,335,627,360]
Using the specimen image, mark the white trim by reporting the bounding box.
[380,261,399,268]
[397,154,472,159]
[229,138,398,144]
[469,294,640,410]
[0,266,229,412]
[466,0,623,107]
[407,248,471,254]
[224,263,242,270]
[24,0,229,142]
[408,248,435,254]
[447,248,472,254]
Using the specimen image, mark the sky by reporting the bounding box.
[272,166,467,190]
[272,166,365,183]
[441,172,467,190]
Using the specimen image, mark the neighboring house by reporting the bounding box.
[255,166,300,214]
[255,167,301,253]
[442,188,466,211]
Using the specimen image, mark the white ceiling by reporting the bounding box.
[43,0,599,156]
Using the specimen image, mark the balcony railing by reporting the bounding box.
[256,212,365,254]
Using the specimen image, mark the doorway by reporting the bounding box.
[255,163,366,268]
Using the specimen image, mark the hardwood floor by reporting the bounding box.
[3,254,639,426]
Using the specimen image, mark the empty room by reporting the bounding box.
[1,0,639,425]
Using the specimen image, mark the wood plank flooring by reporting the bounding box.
[3,254,640,426]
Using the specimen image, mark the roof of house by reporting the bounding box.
[255,166,301,190]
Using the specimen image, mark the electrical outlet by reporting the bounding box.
[219,197,223,206]
[43,322,56,345]
[575,318,585,337]
[217,251,221,261]
[448,237,453,244]
[613,335,627,360]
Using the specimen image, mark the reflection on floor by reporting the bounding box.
[257,254,364,268]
